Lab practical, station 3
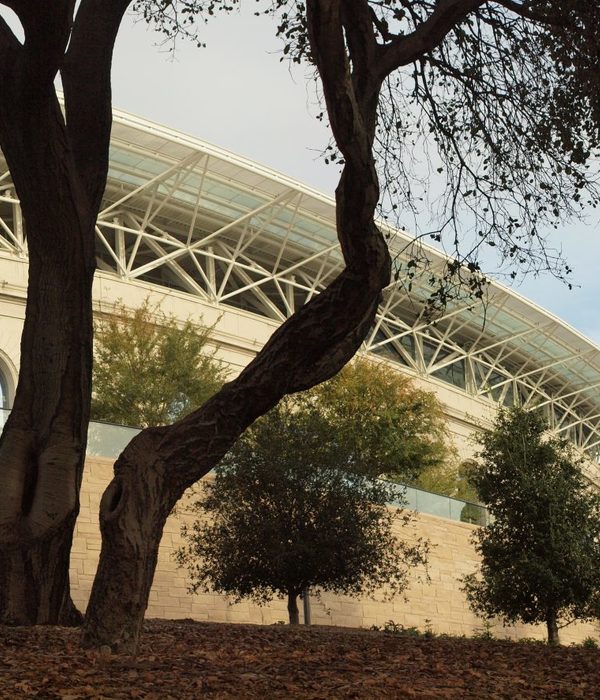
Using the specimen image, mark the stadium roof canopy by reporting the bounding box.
[1,109,600,464]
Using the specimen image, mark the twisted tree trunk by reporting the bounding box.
[81,0,495,652]
[82,0,392,653]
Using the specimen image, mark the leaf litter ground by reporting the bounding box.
[0,619,598,698]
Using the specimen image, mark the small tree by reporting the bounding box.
[177,398,429,624]
[463,407,600,644]
[92,300,227,427]
[303,359,452,484]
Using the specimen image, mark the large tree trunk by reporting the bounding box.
[82,0,391,654]
[0,518,83,626]
[0,249,94,622]
[0,0,129,624]
[0,151,97,624]
[83,0,492,652]
[0,97,96,623]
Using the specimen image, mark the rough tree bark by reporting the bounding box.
[83,0,488,654]
[0,0,129,625]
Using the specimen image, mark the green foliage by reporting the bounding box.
[370,620,423,637]
[580,637,599,650]
[472,620,496,641]
[463,407,600,643]
[516,637,546,646]
[176,394,430,622]
[298,358,453,484]
[91,300,227,427]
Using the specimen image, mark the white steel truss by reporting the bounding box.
[2,111,600,470]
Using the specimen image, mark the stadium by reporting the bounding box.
[0,109,599,639]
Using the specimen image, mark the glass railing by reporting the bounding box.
[0,408,488,525]
[391,482,488,526]
[86,420,141,459]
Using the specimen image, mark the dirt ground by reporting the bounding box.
[0,619,598,699]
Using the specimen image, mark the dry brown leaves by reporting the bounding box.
[0,619,598,699]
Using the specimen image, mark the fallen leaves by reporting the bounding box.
[0,620,598,698]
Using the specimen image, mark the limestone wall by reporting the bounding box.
[71,457,600,644]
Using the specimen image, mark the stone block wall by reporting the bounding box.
[70,457,600,644]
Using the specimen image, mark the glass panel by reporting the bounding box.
[399,334,415,358]
[502,383,515,407]
[387,478,488,525]
[415,489,451,519]
[87,421,141,459]
[432,359,466,389]
[479,369,510,403]
[370,329,408,365]
[0,408,492,524]
[0,199,15,250]
[393,484,413,509]
[422,339,437,367]
[459,502,488,526]
[553,404,566,428]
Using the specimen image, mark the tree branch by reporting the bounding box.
[368,4,394,43]
[0,12,20,63]
[377,0,485,78]
[305,1,356,155]
[341,0,380,103]
[62,0,131,213]
[4,0,75,85]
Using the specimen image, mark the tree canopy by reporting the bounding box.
[463,407,600,644]
[92,300,227,428]
[177,396,429,624]
[294,358,453,484]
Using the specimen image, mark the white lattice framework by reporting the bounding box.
[1,110,600,468]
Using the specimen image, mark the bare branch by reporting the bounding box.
[369,4,394,42]
[377,0,485,77]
